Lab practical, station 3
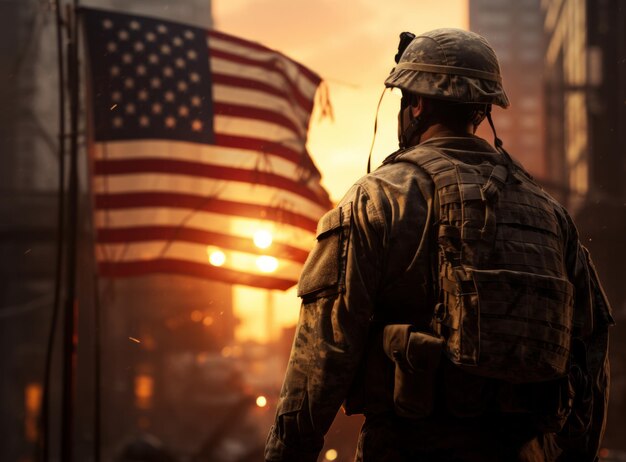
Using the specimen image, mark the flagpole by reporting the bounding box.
[61,1,80,461]
[41,0,67,459]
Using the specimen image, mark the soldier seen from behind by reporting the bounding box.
[265,28,614,462]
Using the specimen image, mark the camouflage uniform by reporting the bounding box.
[265,29,613,462]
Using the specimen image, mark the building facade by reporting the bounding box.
[542,0,626,449]
[470,0,547,178]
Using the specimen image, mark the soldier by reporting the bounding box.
[265,29,613,462]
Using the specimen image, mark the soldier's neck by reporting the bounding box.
[414,122,474,145]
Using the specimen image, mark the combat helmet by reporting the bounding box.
[385,28,509,108]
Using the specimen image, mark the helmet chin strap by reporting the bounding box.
[485,106,516,171]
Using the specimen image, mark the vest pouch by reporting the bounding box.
[383,324,444,418]
[451,268,574,383]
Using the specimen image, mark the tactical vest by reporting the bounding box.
[394,146,574,384]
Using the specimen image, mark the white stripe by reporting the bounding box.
[93,173,328,221]
[92,141,327,200]
[209,36,318,98]
[96,241,303,279]
[213,84,309,131]
[94,208,316,252]
[214,115,304,149]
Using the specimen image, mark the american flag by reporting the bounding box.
[81,8,332,290]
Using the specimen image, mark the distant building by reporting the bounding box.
[542,0,626,449]
[469,0,546,178]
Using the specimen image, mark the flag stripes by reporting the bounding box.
[94,158,327,205]
[83,8,329,289]
[96,226,310,262]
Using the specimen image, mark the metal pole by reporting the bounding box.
[41,0,66,460]
[60,2,79,461]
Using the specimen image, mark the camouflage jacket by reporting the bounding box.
[264,136,613,462]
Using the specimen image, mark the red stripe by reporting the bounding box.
[212,71,313,116]
[94,158,331,208]
[206,29,321,85]
[210,48,315,113]
[96,226,311,263]
[98,258,296,290]
[213,134,321,177]
[95,192,320,233]
[214,102,303,137]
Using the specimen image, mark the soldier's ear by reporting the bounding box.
[411,96,425,118]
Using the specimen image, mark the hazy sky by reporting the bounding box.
[212,0,468,341]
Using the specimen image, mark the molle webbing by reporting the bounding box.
[394,147,574,383]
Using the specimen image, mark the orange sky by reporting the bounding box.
[213,0,469,341]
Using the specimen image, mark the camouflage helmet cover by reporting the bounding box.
[385,28,510,108]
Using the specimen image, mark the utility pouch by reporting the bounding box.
[383,324,444,418]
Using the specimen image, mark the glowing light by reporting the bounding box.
[256,255,278,273]
[208,249,226,266]
[256,395,268,408]
[253,229,273,249]
[134,374,154,410]
[202,316,214,326]
[190,310,203,322]
[325,449,338,461]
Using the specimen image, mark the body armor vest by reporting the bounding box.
[395,146,574,384]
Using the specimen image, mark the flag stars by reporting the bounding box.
[184,30,194,40]
[160,44,171,55]
[139,115,150,127]
[133,42,145,52]
[186,50,197,60]
[110,66,121,77]
[157,24,168,34]
[190,72,200,83]
[191,119,203,131]
[124,77,135,89]
[107,42,117,52]
[175,58,185,69]
[112,116,123,128]
[164,91,175,102]
[145,32,156,42]
[172,36,183,47]
[122,53,133,64]
[152,103,163,114]
[191,95,202,107]
[150,77,161,88]
[130,20,141,30]
[165,116,176,128]
[111,91,122,102]
[102,19,113,29]
[178,105,189,117]
[136,64,147,76]
[138,89,148,101]
[125,103,136,114]
[177,81,188,92]
[118,29,129,41]
[163,66,174,78]
[148,54,159,64]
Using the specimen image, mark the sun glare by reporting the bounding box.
[207,249,226,266]
[256,255,278,273]
[253,229,273,249]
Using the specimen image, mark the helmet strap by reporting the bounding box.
[366,87,388,174]
[486,106,516,171]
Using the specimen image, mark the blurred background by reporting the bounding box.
[1,0,624,461]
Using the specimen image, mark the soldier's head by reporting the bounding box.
[385,28,509,148]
